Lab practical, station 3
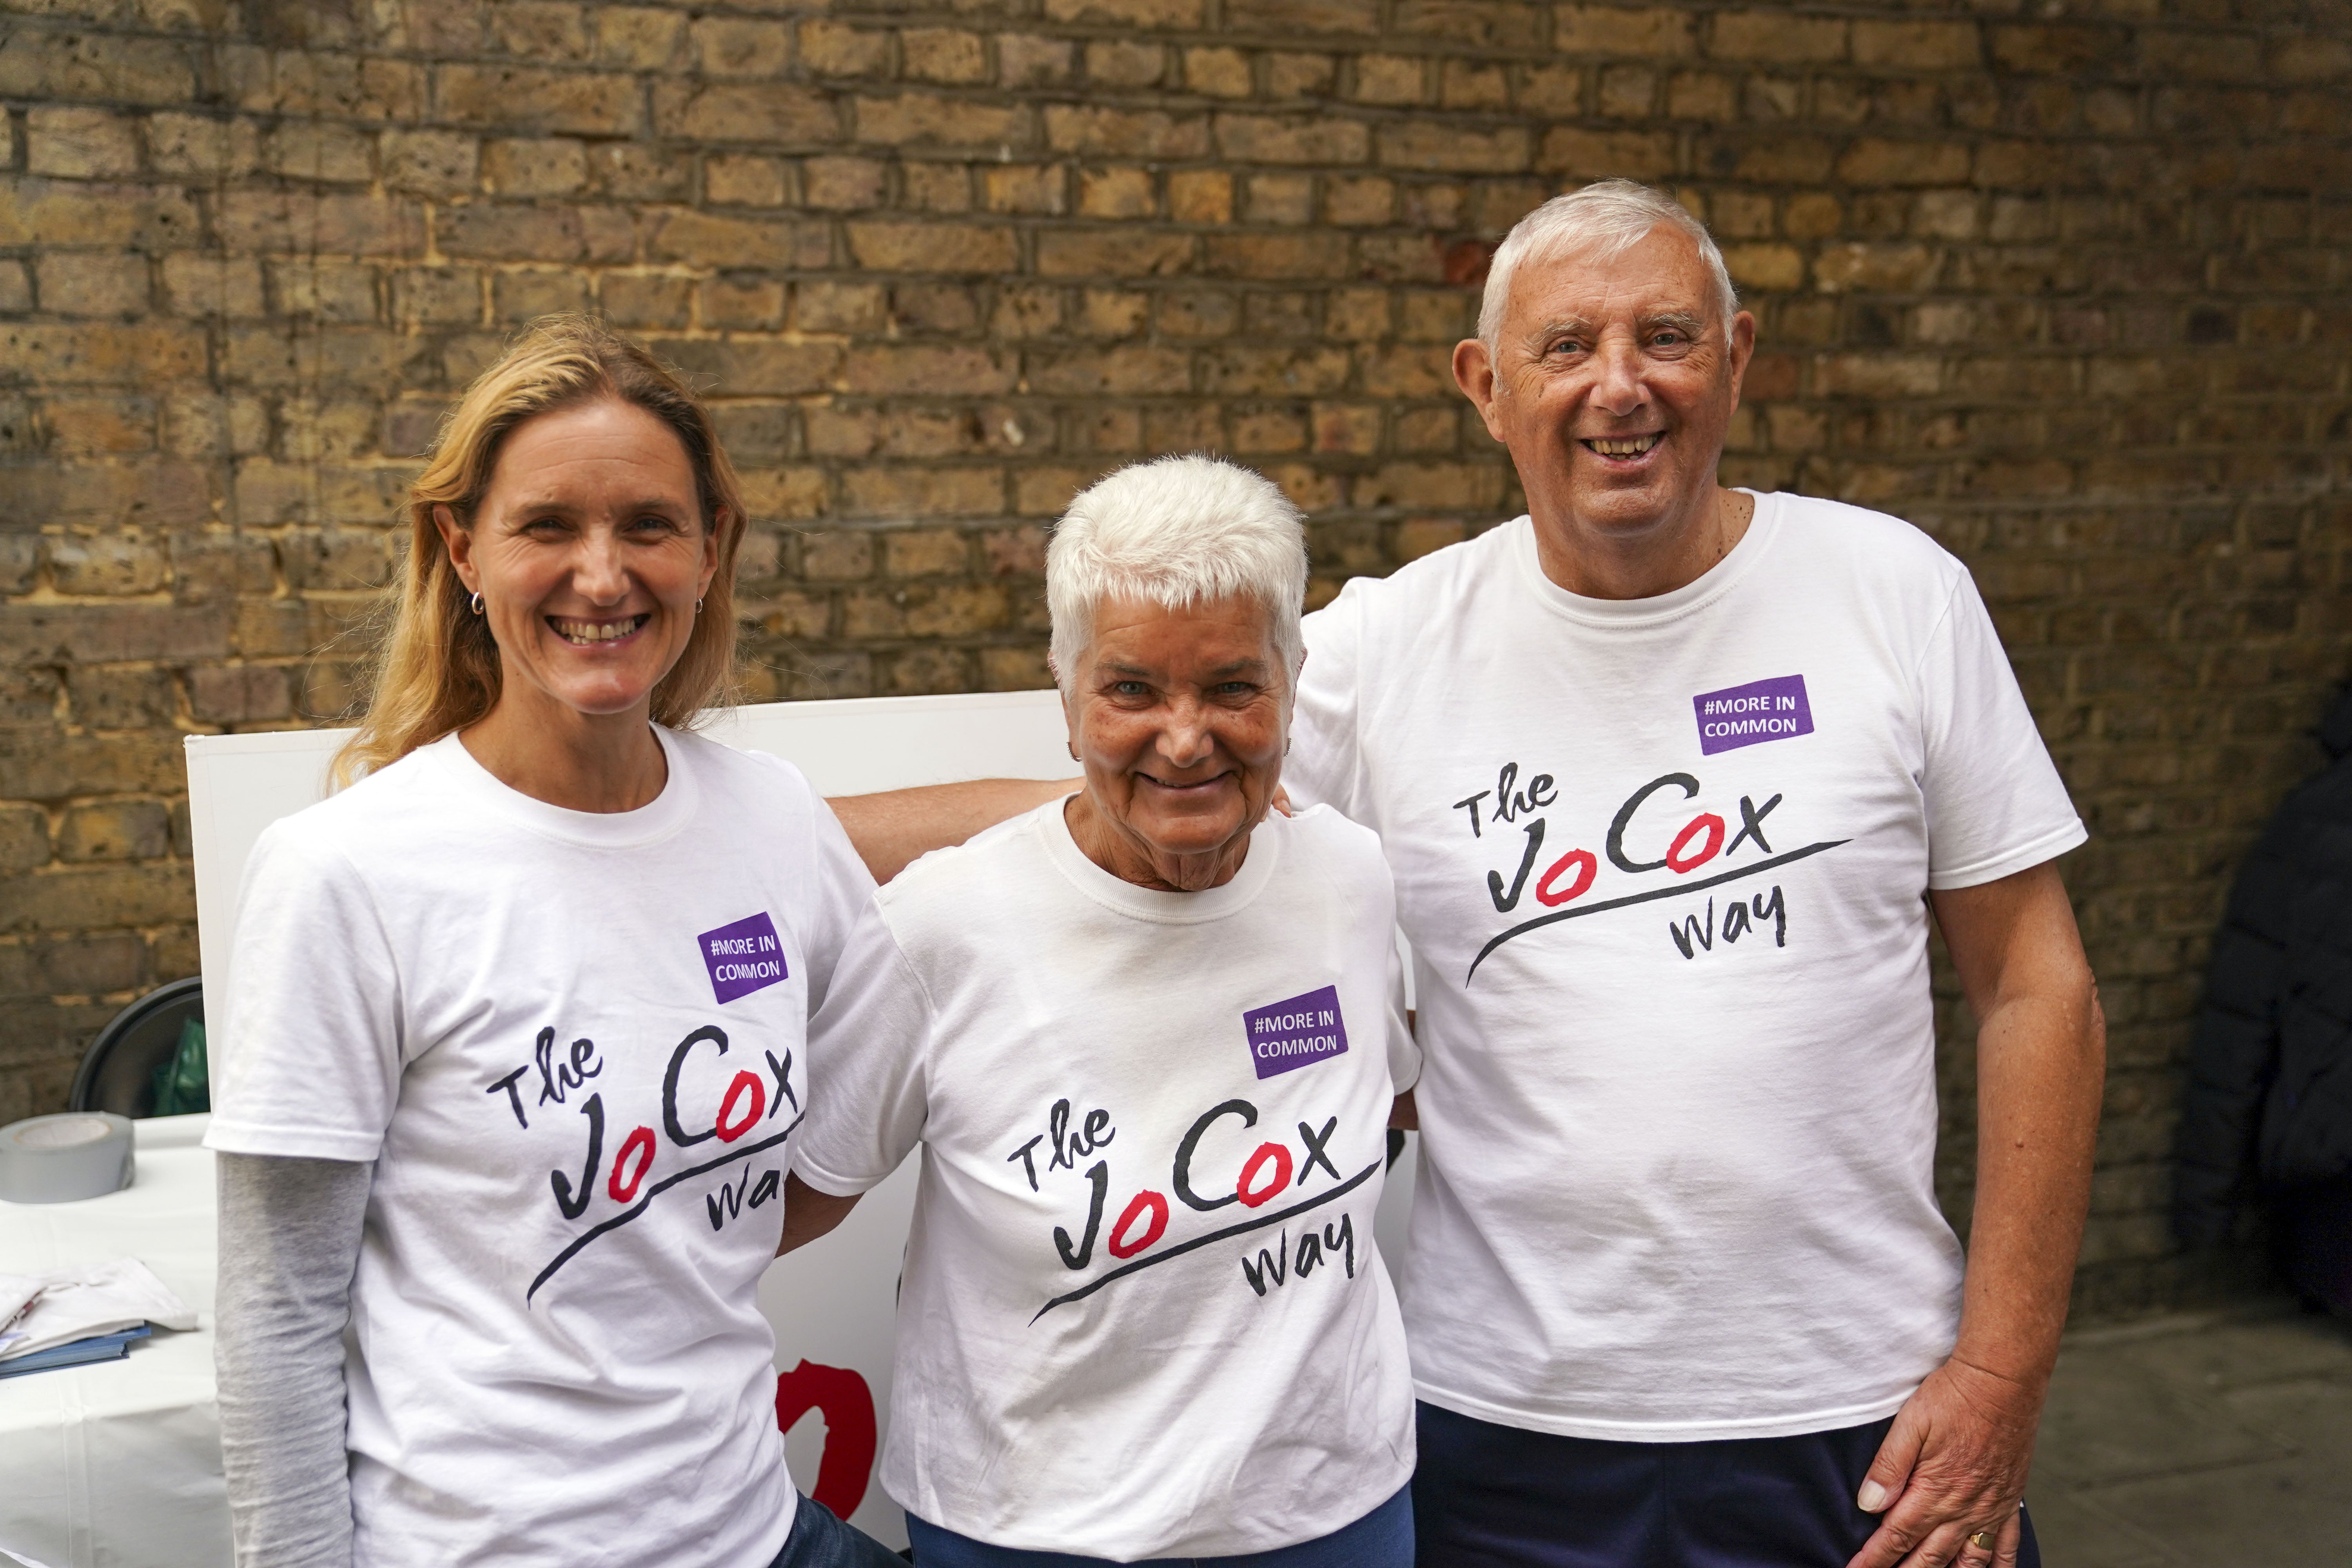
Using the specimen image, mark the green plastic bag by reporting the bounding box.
[151,1016,209,1116]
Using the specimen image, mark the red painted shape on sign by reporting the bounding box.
[774,1359,878,1522]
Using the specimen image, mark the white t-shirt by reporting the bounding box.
[797,800,1420,1560]
[1288,491,2087,1443]
[205,727,875,1568]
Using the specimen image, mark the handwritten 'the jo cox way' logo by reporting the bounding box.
[697,912,788,1004]
[1693,673,1814,756]
[1242,985,1349,1079]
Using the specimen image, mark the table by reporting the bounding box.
[0,1113,229,1568]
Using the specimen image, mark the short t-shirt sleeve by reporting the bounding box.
[204,820,404,1163]
[799,793,882,1016]
[1916,569,2088,889]
[1384,934,1421,1096]
[795,897,932,1195]
[1288,588,1371,820]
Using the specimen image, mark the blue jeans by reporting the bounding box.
[770,1493,910,1568]
[1413,1402,2042,1567]
[903,1485,1412,1567]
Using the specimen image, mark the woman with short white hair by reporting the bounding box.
[783,454,1420,1566]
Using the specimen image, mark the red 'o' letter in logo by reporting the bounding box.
[609,1126,657,1202]
[715,1071,766,1143]
[1237,1143,1294,1208]
[1666,814,1725,873]
[1107,1190,1169,1259]
[1536,849,1597,907]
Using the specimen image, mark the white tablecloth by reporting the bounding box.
[0,1113,228,1568]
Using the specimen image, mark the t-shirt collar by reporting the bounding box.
[1038,793,1282,924]
[422,725,700,849]
[1508,488,1780,629]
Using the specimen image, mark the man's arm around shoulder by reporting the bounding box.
[828,779,1074,884]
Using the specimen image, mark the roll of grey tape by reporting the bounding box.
[0,1112,136,1204]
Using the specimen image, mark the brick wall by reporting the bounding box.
[2,0,2347,1318]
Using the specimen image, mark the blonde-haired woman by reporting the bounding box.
[207,318,902,1568]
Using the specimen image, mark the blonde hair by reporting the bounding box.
[334,317,747,786]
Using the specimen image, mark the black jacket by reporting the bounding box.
[2175,687,2352,1245]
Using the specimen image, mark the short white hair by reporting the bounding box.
[1047,455,1307,698]
[1478,179,1739,348]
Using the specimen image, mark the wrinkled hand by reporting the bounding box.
[1847,1356,2043,1568]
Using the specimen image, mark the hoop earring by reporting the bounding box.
[695,599,704,615]
[468,592,483,615]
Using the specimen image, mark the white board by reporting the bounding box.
[182,690,1418,1550]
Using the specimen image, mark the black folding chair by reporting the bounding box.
[69,976,205,1118]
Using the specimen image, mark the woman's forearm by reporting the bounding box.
[215,1153,372,1568]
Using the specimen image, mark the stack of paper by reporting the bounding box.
[0,1258,194,1379]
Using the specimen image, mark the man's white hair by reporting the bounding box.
[1047,454,1308,698]
[1478,178,1739,349]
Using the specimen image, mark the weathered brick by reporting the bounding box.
[1528,129,1671,183]
[653,82,835,145]
[1076,167,1154,220]
[847,221,1019,274]
[908,29,991,85]
[856,95,1026,151]
[434,64,642,135]
[645,210,827,269]
[382,130,479,196]
[597,7,684,70]
[189,664,292,724]
[1379,123,1530,174]
[0,29,196,104]
[1556,4,1697,58]
[691,16,791,79]
[216,190,423,254]
[0,818,54,879]
[1214,114,1370,165]
[2,323,207,385]
[38,253,151,318]
[844,345,1016,396]
[0,178,199,249]
[840,466,1005,519]
[1851,20,1981,71]
[1201,231,1350,279]
[1708,10,1847,64]
[26,107,141,180]
[798,21,891,78]
[1044,106,1210,160]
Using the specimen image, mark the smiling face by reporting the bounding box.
[1455,225,1755,591]
[1063,594,1288,892]
[439,397,718,729]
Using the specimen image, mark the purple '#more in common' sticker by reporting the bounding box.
[698,912,788,1004]
[1693,673,1814,756]
[1243,985,1349,1080]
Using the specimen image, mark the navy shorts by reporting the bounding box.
[903,1484,1413,1568]
[1412,1402,2040,1568]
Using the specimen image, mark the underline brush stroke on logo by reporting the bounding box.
[526,1113,804,1302]
[1029,1158,1380,1323]
[1465,839,1850,982]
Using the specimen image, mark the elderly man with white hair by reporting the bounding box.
[833,180,2103,1568]
[1279,181,2103,1568]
